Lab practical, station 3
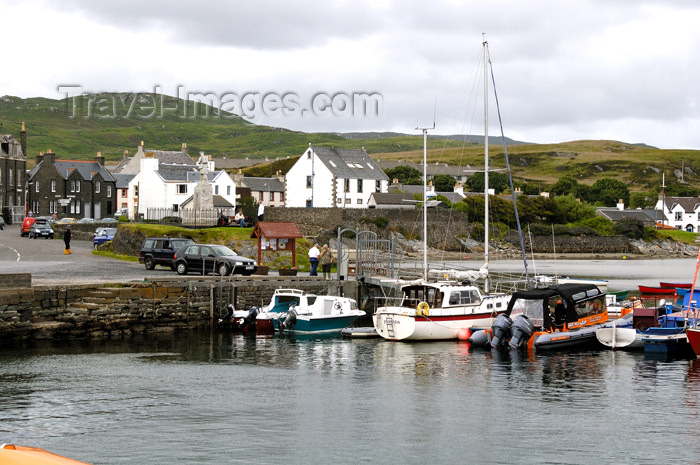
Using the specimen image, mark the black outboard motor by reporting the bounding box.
[509,315,534,350]
[238,306,259,330]
[279,307,298,332]
[490,314,513,349]
[218,304,235,324]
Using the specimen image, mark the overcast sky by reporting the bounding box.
[3,0,700,150]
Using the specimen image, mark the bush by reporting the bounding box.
[613,217,646,239]
[360,216,389,228]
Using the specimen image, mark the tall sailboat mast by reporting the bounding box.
[483,39,490,293]
[422,127,428,281]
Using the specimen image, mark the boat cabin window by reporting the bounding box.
[574,295,606,318]
[447,290,480,306]
[402,286,442,308]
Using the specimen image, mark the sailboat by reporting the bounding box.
[372,40,515,341]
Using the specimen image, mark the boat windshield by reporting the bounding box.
[509,298,545,327]
[401,285,443,308]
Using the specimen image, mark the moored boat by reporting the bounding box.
[489,283,609,351]
[688,327,700,357]
[257,288,365,334]
[641,327,694,358]
[595,314,644,350]
[638,285,677,295]
[659,282,692,289]
[0,444,91,464]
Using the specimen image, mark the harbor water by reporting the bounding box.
[2,257,700,464]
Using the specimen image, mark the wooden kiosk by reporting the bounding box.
[250,222,304,267]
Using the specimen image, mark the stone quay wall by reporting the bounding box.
[0,274,344,342]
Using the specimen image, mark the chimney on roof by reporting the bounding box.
[181,142,188,154]
[139,140,144,147]
[617,199,624,211]
[45,149,55,164]
[95,151,104,166]
[35,152,44,165]
[123,149,129,160]
[20,122,26,158]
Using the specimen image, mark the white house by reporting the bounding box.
[285,146,389,208]
[655,195,700,232]
[127,152,236,219]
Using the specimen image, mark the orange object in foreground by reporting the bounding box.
[0,444,91,465]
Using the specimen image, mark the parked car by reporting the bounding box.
[21,216,49,237]
[98,217,118,224]
[78,218,95,224]
[57,217,77,224]
[93,227,117,248]
[0,216,4,230]
[114,208,128,219]
[173,244,257,276]
[139,237,195,270]
[28,222,54,239]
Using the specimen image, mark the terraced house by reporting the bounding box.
[0,124,27,222]
[27,151,116,220]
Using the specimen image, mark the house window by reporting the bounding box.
[95,182,101,194]
[271,192,275,202]
[357,199,363,204]
[675,212,682,221]
[8,169,12,185]
[51,180,56,192]
[35,181,39,192]
[344,179,350,192]
[307,150,312,159]
[376,180,381,191]
[357,179,363,193]
[107,186,112,197]
[121,190,127,198]
[177,184,187,194]
[76,181,80,192]
[306,176,312,188]
[121,202,127,209]
[259,191,264,202]
[227,186,231,195]
[336,198,342,204]
[280,192,284,202]
[345,198,351,204]
[49,200,57,214]
[306,199,312,208]
[214,185,219,195]
[70,180,75,192]
[172,204,179,212]
[32,200,39,212]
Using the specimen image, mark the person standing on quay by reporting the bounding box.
[320,244,333,280]
[63,225,72,255]
[257,203,264,222]
[308,243,320,276]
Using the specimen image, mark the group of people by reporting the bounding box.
[308,243,334,279]
[217,204,265,228]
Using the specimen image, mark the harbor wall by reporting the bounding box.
[0,274,355,342]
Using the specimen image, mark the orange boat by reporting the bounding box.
[0,444,91,465]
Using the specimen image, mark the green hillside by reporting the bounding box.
[1,93,698,192]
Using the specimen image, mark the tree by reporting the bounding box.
[433,174,456,192]
[590,177,630,207]
[665,183,699,197]
[385,166,422,185]
[550,175,579,197]
[552,194,596,223]
[466,171,509,194]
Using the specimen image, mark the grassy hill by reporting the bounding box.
[1,93,698,191]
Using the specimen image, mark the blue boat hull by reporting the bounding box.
[273,314,363,334]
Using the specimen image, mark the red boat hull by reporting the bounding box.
[638,285,677,295]
[688,328,700,357]
[659,282,692,289]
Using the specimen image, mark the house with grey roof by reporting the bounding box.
[654,195,700,232]
[126,152,236,220]
[285,145,389,208]
[231,173,285,207]
[111,141,195,174]
[27,151,116,219]
[0,123,27,219]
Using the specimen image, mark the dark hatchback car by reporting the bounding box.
[28,222,54,239]
[173,244,257,276]
[139,237,195,270]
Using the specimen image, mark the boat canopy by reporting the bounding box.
[505,284,606,330]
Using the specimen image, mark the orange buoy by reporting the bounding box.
[457,328,472,341]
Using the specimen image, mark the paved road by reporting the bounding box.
[0,223,180,286]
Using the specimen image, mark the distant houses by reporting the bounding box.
[654,194,700,232]
[0,124,27,222]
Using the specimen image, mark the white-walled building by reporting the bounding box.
[285,146,389,208]
[655,195,700,232]
[127,152,236,218]
[232,173,286,207]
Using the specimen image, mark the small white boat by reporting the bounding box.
[257,289,365,334]
[596,315,643,350]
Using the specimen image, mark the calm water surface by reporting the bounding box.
[2,257,700,464]
[1,331,699,465]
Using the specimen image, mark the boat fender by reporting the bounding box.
[416,301,430,317]
[509,315,534,350]
[490,314,513,349]
[457,328,472,341]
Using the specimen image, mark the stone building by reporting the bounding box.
[0,123,27,221]
[27,151,117,219]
